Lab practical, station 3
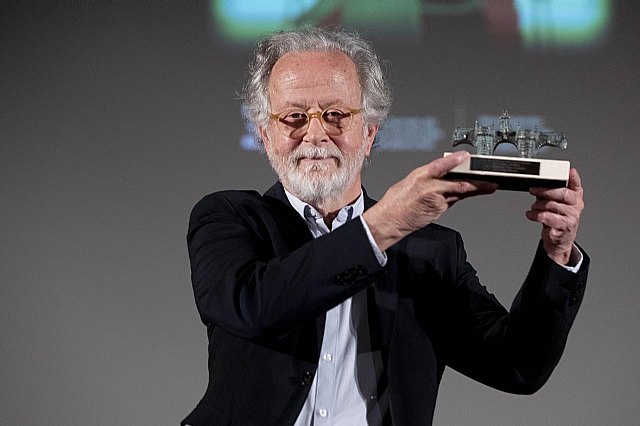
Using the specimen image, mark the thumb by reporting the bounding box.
[427,151,470,178]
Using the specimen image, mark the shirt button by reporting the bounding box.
[322,353,333,362]
[318,409,328,417]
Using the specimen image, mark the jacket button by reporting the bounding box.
[333,265,368,285]
[569,283,585,306]
[301,371,313,385]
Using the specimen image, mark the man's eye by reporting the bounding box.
[323,110,348,122]
[280,112,308,125]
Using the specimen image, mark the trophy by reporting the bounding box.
[444,111,570,191]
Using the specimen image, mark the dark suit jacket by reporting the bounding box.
[182,182,589,426]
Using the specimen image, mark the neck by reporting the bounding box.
[312,195,359,228]
[284,179,362,222]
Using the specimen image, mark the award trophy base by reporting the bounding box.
[443,152,570,191]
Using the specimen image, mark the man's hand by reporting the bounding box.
[363,151,498,251]
[526,168,584,266]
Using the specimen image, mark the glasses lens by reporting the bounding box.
[322,108,352,135]
[277,110,307,138]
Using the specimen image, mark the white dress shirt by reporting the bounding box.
[285,190,388,426]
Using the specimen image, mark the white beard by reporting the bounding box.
[266,142,368,206]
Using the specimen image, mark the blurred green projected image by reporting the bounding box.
[515,0,610,48]
[213,0,423,43]
[212,0,610,49]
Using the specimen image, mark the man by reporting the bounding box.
[182,27,588,426]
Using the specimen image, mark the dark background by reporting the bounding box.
[2,1,639,424]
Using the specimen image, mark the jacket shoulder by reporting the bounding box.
[193,189,264,210]
[190,189,270,218]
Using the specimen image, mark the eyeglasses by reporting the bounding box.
[269,106,362,138]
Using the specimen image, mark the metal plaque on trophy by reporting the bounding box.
[444,111,570,191]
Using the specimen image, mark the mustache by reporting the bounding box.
[289,145,343,164]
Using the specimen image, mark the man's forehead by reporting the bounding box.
[272,51,357,80]
[268,51,361,104]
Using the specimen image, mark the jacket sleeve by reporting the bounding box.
[443,234,589,394]
[187,192,384,339]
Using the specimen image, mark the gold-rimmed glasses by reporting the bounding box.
[269,106,362,138]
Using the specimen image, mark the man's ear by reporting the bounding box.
[364,124,379,157]
[258,125,271,150]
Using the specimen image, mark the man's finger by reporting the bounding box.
[568,168,582,191]
[530,168,582,199]
[443,180,498,203]
[426,151,470,178]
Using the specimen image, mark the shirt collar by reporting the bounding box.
[284,188,365,224]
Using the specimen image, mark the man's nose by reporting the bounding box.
[304,112,329,142]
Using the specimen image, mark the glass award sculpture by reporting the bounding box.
[444,111,570,191]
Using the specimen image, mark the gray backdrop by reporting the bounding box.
[2,1,639,425]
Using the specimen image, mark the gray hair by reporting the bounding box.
[241,27,392,144]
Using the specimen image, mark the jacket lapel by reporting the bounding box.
[264,181,327,351]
